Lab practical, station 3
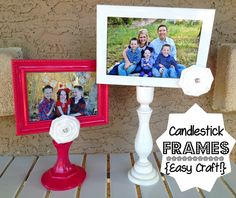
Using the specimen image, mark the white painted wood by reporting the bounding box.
[18,156,56,198]
[0,156,35,198]
[80,154,106,198]
[48,154,84,198]
[0,156,13,176]
[222,161,236,193]
[202,178,234,198]
[156,152,200,198]
[128,87,159,186]
[134,153,169,198]
[110,153,138,198]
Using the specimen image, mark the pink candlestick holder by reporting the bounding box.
[41,140,86,191]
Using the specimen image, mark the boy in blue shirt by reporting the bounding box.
[152,44,178,78]
[118,38,141,76]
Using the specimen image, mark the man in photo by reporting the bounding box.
[149,24,186,77]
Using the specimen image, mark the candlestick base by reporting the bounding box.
[41,140,86,191]
[41,164,86,191]
[128,160,159,186]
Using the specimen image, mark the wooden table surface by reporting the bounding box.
[0,152,235,198]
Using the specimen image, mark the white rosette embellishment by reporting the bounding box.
[179,66,214,96]
[49,115,80,144]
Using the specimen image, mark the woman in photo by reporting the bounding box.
[123,29,152,74]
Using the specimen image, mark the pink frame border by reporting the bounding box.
[12,60,109,135]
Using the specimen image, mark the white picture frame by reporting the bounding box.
[96,5,215,88]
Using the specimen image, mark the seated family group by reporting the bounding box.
[37,85,86,121]
[108,24,186,78]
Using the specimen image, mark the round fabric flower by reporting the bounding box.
[49,115,80,144]
[179,66,214,96]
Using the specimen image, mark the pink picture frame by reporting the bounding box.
[12,60,108,135]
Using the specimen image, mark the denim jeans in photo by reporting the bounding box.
[118,63,137,76]
[162,67,177,78]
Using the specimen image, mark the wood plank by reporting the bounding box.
[110,153,138,198]
[0,156,13,177]
[133,153,169,198]
[156,152,200,198]
[0,156,35,198]
[202,178,234,198]
[222,161,236,194]
[18,156,56,198]
[80,154,107,198]
[50,154,84,198]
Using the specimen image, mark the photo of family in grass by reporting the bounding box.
[107,18,202,78]
[97,5,215,87]
[27,72,98,122]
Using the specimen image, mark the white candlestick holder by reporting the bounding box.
[128,86,159,186]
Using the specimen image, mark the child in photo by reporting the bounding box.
[70,85,86,116]
[139,47,154,77]
[152,44,178,78]
[38,85,55,120]
[55,88,71,117]
[118,37,141,76]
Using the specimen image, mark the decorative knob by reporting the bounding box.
[179,66,214,96]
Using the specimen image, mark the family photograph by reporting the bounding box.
[107,18,202,78]
[26,72,98,122]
